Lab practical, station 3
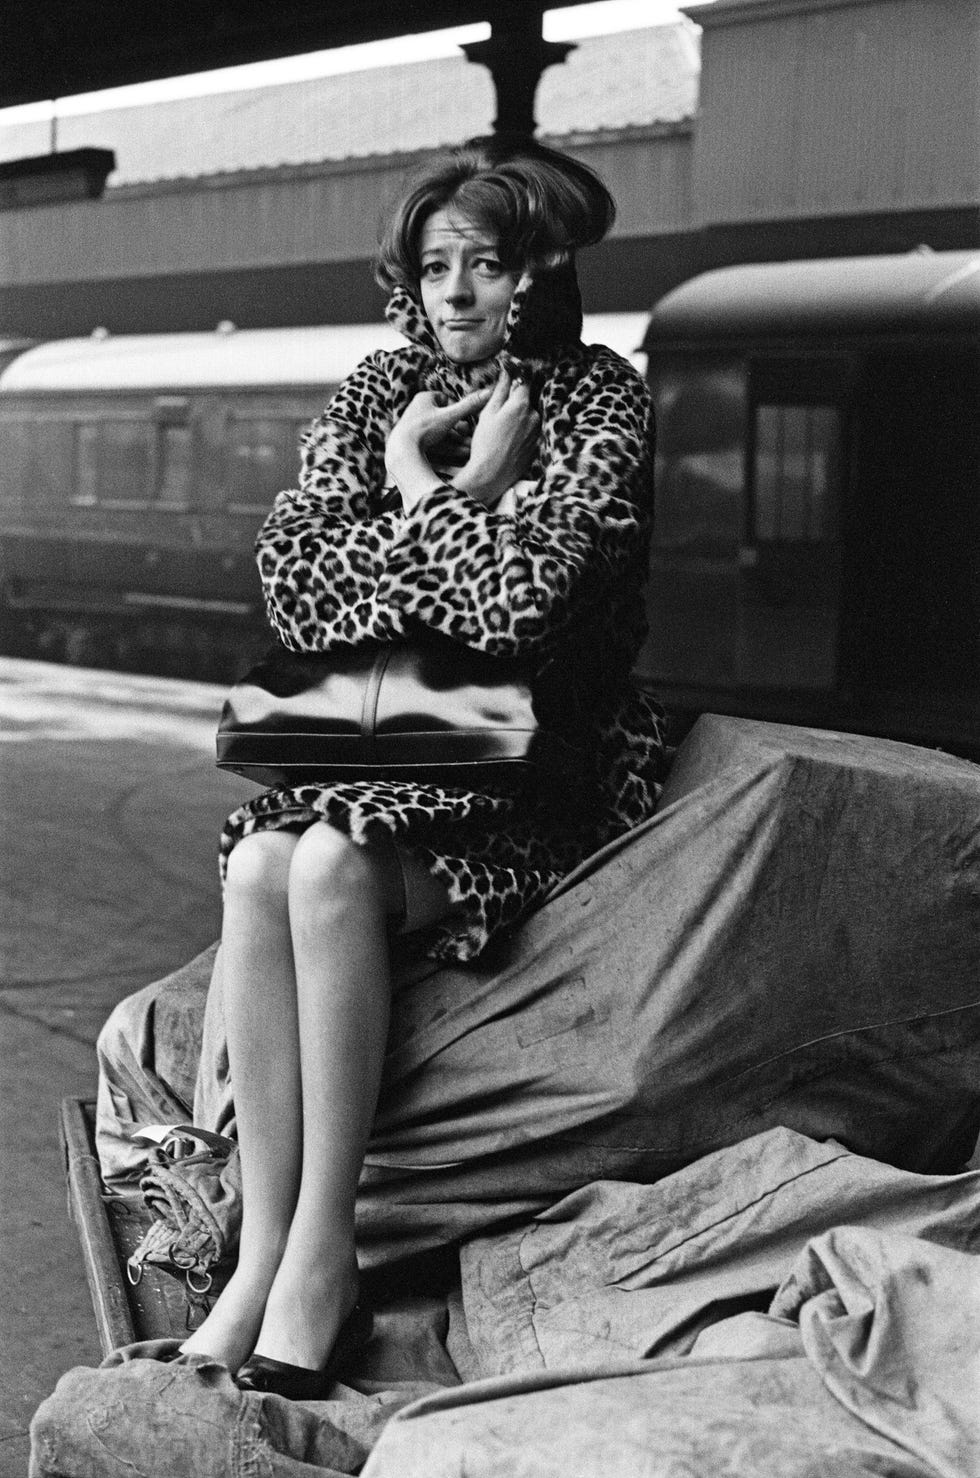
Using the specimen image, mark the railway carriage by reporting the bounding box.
[0,325,402,675]
[637,250,980,756]
[0,315,646,678]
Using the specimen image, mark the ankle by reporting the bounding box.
[252,1257,359,1371]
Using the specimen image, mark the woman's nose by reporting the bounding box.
[444,266,474,304]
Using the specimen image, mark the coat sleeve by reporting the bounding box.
[377,349,654,657]
[254,353,412,651]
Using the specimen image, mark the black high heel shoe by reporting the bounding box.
[236,1304,373,1401]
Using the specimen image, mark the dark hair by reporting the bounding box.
[375,135,615,292]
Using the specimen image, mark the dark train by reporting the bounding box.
[1,251,978,754]
[636,249,980,756]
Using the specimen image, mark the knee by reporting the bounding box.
[289,823,387,914]
[224,830,296,905]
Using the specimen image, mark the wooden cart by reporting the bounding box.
[60,1098,230,1356]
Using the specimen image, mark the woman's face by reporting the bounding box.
[418,207,520,363]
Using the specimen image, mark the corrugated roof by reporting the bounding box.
[0,25,698,187]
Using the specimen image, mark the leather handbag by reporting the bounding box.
[216,637,573,788]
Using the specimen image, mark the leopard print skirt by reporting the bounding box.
[220,694,665,964]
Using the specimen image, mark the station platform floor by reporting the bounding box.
[0,658,254,1475]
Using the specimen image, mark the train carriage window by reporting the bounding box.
[226,417,296,513]
[156,422,193,506]
[0,418,74,507]
[738,362,849,690]
[651,362,747,553]
[74,419,153,506]
[752,403,840,545]
[74,423,98,505]
[153,397,192,507]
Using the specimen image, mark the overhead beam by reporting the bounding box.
[0,1,595,110]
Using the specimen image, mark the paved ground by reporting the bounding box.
[0,658,254,1477]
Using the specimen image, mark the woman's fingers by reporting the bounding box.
[409,387,492,448]
[489,369,511,405]
[451,385,495,419]
[415,372,529,425]
[445,373,529,435]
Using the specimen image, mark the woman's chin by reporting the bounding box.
[437,332,503,365]
[448,352,498,367]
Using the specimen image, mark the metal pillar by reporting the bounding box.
[462,12,575,138]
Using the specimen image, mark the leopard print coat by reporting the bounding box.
[221,264,666,962]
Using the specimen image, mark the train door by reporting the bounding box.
[642,354,848,700]
[642,356,748,690]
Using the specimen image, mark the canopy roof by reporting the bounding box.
[0,1,597,110]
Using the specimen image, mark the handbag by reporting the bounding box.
[216,636,575,788]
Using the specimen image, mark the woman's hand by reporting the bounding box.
[386,387,492,512]
[454,370,540,506]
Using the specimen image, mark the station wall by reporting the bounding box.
[693,0,980,224]
[0,0,977,338]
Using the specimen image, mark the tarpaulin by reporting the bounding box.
[96,715,980,1267]
[458,1126,980,1376]
[362,1216,980,1478]
[33,1132,980,1476]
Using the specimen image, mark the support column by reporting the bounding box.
[462,11,575,138]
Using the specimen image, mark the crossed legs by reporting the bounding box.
[179,821,451,1373]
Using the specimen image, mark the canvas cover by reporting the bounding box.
[96,715,980,1267]
[34,1128,980,1475]
[48,714,980,1473]
[365,1217,980,1478]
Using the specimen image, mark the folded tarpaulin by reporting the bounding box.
[772,1226,980,1478]
[364,1129,980,1478]
[95,714,980,1267]
[458,1125,980,1376]
[34,1128,980,1476]
[363,1227,980,1477]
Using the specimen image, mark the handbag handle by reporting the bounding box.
[360,647,393,762]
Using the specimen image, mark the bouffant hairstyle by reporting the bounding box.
[375,135,615,292]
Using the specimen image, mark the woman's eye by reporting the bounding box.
[475,258,503,277]
[421,261,446,278]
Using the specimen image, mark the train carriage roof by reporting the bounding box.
[0,324,405,393]
[0,315,648,394]
[643,250,980,352]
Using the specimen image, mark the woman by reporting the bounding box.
[179,136,665,1395]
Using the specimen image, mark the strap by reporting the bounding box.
[359,646,391,761]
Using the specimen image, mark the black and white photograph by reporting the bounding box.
[1,1,979,1473]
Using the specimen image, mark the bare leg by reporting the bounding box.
[182,821,451,1372]
[180,830,302,1369]
[250,824,451,1370]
